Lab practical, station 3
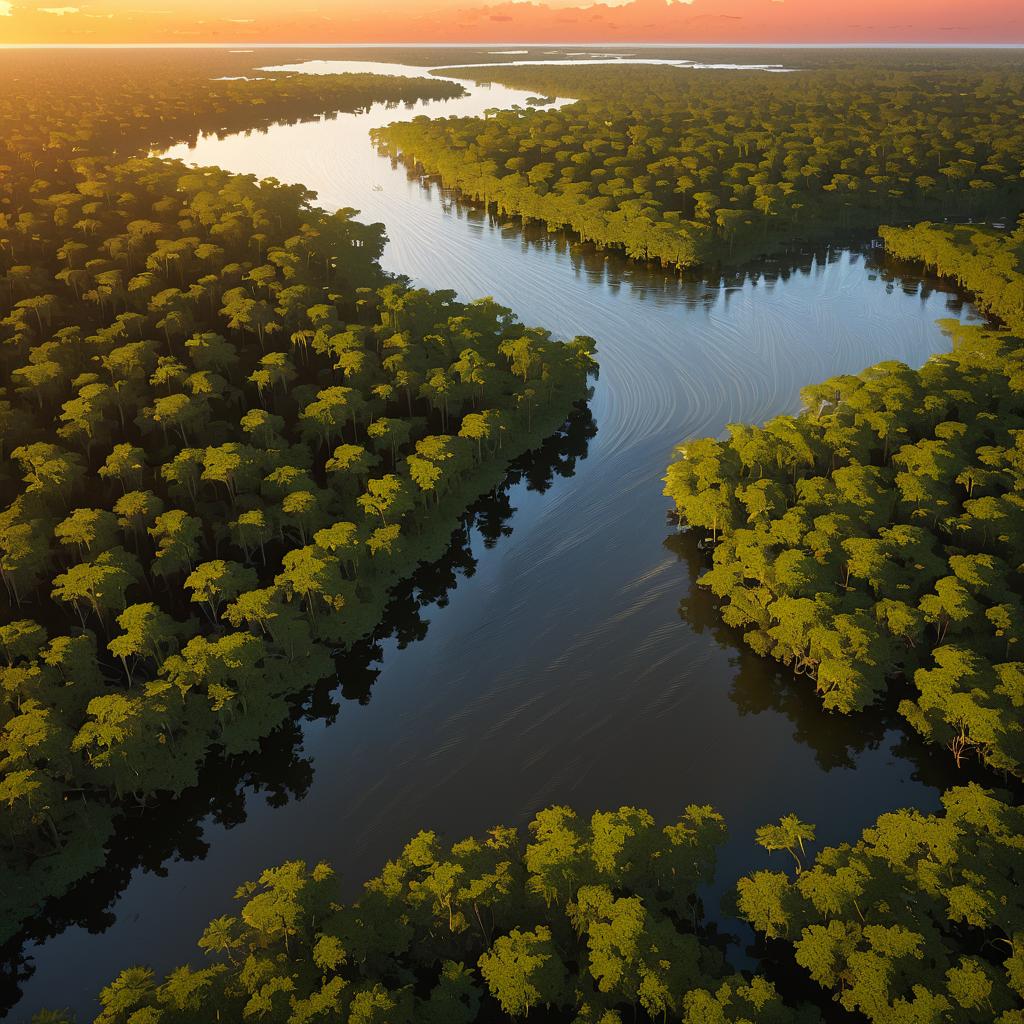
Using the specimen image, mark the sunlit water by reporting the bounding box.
[11,61,983,1019]
[263,56,794,74]
[432,58,794,71]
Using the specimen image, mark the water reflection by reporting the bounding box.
[0,402,595,1018]
[7,59,996,1021]
[664,526,1018,792]
[665,529,892,775]
[385,166,980,326]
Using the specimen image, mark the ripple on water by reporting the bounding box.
[8,59,984,1023]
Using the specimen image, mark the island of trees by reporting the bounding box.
[664,217,1024,778]
[42,785,1024,1024]
[5,46,1024,1024]
[373,61,1024,269]
[0,53,596,945]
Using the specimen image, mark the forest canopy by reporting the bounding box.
[0,53,595,944]
[42,787,1024,1024]
[373,62,1024,268]
[6,45,1024,1024]
[664,218,1024,777]
[0,49,464,162]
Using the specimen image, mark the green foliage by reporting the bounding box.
[54,803,825,1024]
[881,221,1024,336]
[755,814,816,872]
[665,221,1024,775]
[738,786,1024,1024]
[373,63,1024,270]
[0,53,595,942]
[55,791,1024,1023]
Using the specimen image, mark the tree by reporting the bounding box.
[459,411,494,461]
[148,510,203,578]
[275,546,346,619]
[739,787,1024,1024]
[70,692,165,798]
[407,455,442,507]
[229,508,273,564]
[113,489,165,545]
[313,521,360,577]
[357,475,413,526]
[900,645,1020,773]
[325,443,377,487]
[499,336,540,383]
[12,442,85,505]
[366,524,401,559]
[366,417,412,466]
[98,443,147,493]
[201,443,260,507]
[184,560,258,623]
[300,386,357,449]
[478,926,570,1018]
[53,508,119,561]
[107,602,181,680]
[51,547,139,628]
[755,814,816,873]
[280,490,325,546]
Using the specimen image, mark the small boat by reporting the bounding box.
[372,184,384,192]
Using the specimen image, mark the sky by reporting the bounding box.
[0,0,1021,45]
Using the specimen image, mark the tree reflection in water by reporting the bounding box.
[0,401,596,1016]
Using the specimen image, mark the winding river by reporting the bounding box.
[10,60,984,1019]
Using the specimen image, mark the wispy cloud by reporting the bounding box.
[37,5,79,12]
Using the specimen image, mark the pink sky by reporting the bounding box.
[0,0,1020,44]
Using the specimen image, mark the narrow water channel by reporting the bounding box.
[9,61,983,1020]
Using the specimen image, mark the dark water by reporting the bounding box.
[7,63,985,1020]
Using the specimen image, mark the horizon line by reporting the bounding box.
[3,41,1024,49]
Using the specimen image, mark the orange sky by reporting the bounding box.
[0,0,1021,45]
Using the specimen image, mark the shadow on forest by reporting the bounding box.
[663,526,1021,795]
[651,243,1003,799]
[411,165,998,317]
[663,523,1024,1023]
[0,402,597,1016]
[0,154,997,1014]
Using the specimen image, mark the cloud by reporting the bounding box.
[0,1,12,14]
[37,5,78,12]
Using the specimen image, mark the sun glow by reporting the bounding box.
[0,0,1019,44]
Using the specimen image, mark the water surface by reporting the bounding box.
[10,61,982,1020]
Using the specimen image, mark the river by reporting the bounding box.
[8,59,983,1019]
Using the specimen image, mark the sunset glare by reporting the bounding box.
[0,0,1021,45]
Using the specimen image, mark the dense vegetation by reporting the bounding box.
[738,784,1024,1024]
[373,63,1024,268]
[0,49,463,162]
[0,55,595,944]
[44,786,1023,1023]
[8,46,1024,1024]
[881,221,1024,336]
[664,217,1024,777]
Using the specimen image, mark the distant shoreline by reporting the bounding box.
[3,41,1024,49]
